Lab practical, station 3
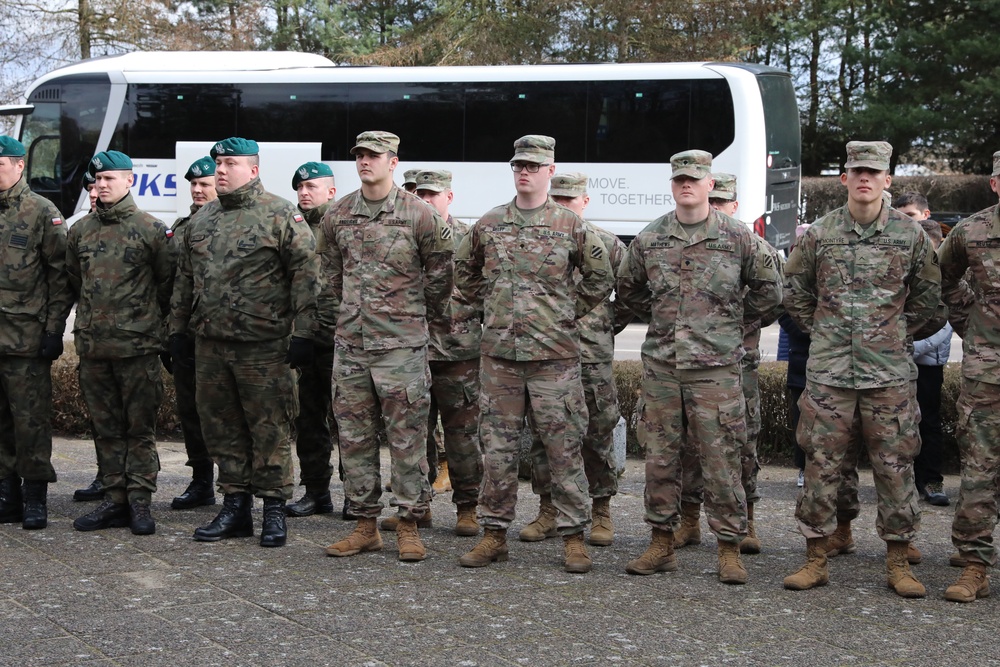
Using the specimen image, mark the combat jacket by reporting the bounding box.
[67,192,173,358]
[784,204,940,389]
[455,197,612,361]
[302,202,337,350]
[618,209,782,369]
[0,177,71,356]
[170,178,319,343]
[939,204,1000,384]
[320,186,453,351]
[741,236,785,370]
[428,215,482,362]
[578,222,632,364]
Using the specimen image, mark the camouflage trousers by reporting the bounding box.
[172,360,210,469]
[334,343,431,520]
[795,380,920,541]
[679,359,761,505]
[428,358,483,506]
[294,345,336,491]
[78,354,162,504]
[530,360,619,500]
[0,356,56,482]
[479,355,590,534]
[638,358,747,543]
[195,337,296,500]
[951,378,1000,565]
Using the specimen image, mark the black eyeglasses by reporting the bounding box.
[509,162,550,173]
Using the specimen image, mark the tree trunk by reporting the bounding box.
[79,0,91,59]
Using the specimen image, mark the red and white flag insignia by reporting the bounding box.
[51,217,63,226]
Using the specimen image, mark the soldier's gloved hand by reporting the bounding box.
[285,336,314,369]
[38,332,63,360]
[169,334,195,370]
[159,351,173,375]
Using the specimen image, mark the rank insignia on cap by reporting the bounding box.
[51,217,63,226]
[298,167,309,179]
[192,166,202,176]
[91,156,103,170]
[214,143,225,155]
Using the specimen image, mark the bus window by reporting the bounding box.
[758,74,801,169]
[126,84,239,158]
[239,84,349,161]
[21,103,60,196]
[349,83,465,161]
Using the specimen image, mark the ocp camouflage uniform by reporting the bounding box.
[618,208,781,543]
[320,186,453,520]
[0,177,72,483]
[939,202,1000,566]
[170,177,319,499]
[67,192,174,504]
[427,214,483,507]
[784,204,940,542]
[455,198,612,534]
[529,222,631,500]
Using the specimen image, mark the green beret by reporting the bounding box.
[709,173,737,200]
[0,135,26,158]
[83,170,96,185]
[210,137,259,158]
[511,135,555,164]
[185,156,216,181]
[844,141,891,171]
[670,150,712,180]
[292,161,334,189]
[90,150,133,173]
[351,131,400,155]
[549,172,587,197]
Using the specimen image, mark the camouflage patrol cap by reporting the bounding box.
[403,169,419,186]
[351,131,400,155]
[993,150,1000,176]
[89,150,133,173]
[549,172,587,197]
[292,161,334,189]
[709,172,737,200]
[210,137,259,158]
[0,135,26,158]
[414,169,452,193]
[844,140,891,171]
[670,150,712,180]
[511,135,555,164]
[185,156,216,182]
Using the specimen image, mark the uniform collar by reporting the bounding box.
[665,208,721,245]
[840,202,889,239]
[300,201,329,226]
[0,176,29,210]
[217,177,264,210]
[349,184,400,218]
[95,192,139,224]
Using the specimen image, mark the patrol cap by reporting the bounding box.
[185,156,216,182]
[709,172,737,200]
[844,140,892,171]
[670,150,712,180]
[210,137,259,158]
[89,150,133,173]
[403,169,419,186]
[549,172,587,197]
[992,150,1000,177]
[350,131,400,155]
[291,161,334,189]
[0,135,26,158]
[511,135,555,164]
[414,169,452,193]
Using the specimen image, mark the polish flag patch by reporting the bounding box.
[51,217,63,226]
[293,214,304,223]
[165,229,174,238]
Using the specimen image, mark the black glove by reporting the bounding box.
[39,332,63,360]
[159,351,173,375]
[285,336,314,369]
[169,334,195,370]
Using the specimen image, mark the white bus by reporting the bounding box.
[6,52,801,247]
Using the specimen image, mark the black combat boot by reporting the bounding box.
[260,498,288,547]
[171,461,216,509]
[285,488,333,517]
[193,492,253,542]
[0,476,24,523]
[73,500,129,531]
[73,476,104,501]
[130,500,156,535]
[21,480,48,530]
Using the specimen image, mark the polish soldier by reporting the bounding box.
[0,136,72,530]
[617,150,782,585]
[171,137,320,548]
[454,136,613,573]
[68,150,174,536]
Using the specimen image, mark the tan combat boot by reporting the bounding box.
[396,517,426,562]
[907,543,922,565]
[325,517,383,557]
[673,501,702,548]
[459,528,509,567]
[718,540,748,585]
[518,494,557,542]
[784,537,829,590]
[380,509,432,532]
[564,532,593,573]
[626,527,678,575]
[454,503,479,537]
[432,461,452,494]
[886,541,926,598]
[739,502,761,554]
[589,496,613,547]
[944,562,990,603]
[824,520,856,557]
